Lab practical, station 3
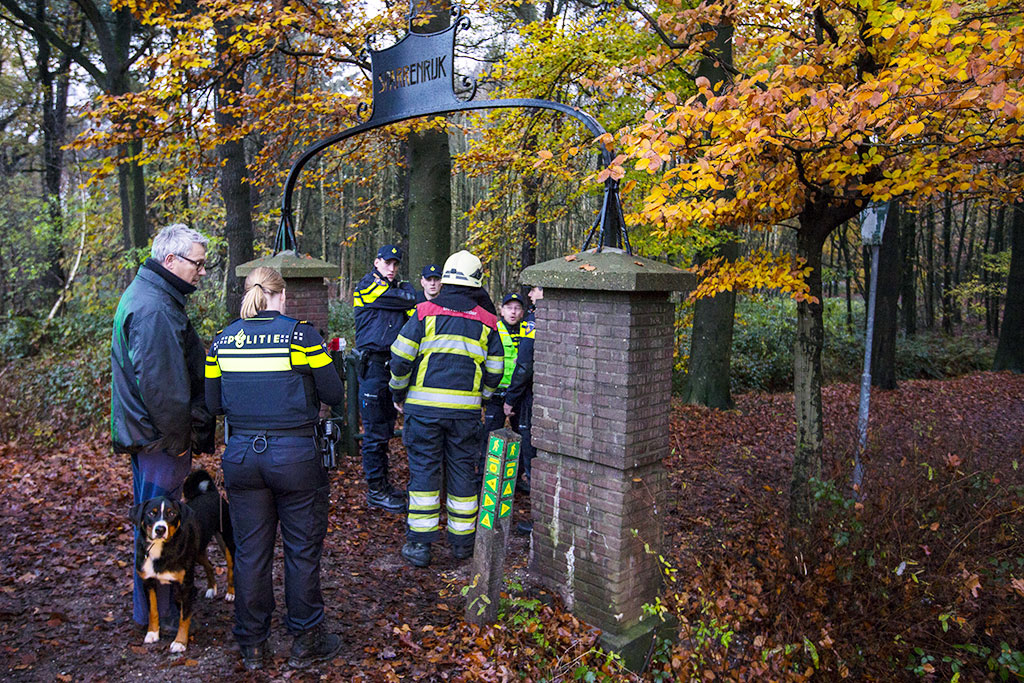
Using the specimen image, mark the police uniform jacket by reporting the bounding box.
[504,310,536,411]
[111,259,214,455]
[389,287,504,420]
[496,320,527,391]
[204,311,343,429]
[353,270,416,353]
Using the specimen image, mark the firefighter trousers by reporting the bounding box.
[403,414,482,551]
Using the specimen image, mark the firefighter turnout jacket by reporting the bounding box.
[389,290,505,419]
[204,311,342,429]
[353,270,416,352]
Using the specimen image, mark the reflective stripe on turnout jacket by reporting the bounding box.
[389,301,504,418]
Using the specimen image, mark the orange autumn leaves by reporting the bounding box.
[692,250,818,303]
[548,0,1024,301]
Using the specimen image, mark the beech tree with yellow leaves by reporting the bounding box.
[610,0,1024,527]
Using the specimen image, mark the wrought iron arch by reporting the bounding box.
[276,7,629,256]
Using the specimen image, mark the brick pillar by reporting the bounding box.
[520,249,692,668]
[235,251,338,336]
[282,278,329,336]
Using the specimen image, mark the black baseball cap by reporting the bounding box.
[421,264,441,279]
[376,244,402,261]
[501,293,525,306]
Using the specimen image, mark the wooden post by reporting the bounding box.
[465,427,521,624]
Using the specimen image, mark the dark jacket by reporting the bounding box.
[389,286,504,419]
[204,310,344,429]
[504,310,535,410]
[353,269,416,353]
[110,259,214,455]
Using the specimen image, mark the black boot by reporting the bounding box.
[288,623,342,669]
[240,640,271,671]
[401,541,431,568]
[366,481,406,513]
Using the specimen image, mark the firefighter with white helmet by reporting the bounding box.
[389,250,504,567]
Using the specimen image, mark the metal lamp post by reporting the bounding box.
[853,201,889,496]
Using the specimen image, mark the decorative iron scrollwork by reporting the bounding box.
[356,100,370,121]
[456,74,478,101]
[452,5,471,33]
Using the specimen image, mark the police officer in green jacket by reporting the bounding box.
[483,293,527,435]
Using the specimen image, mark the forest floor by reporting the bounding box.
[0,372,1022,682]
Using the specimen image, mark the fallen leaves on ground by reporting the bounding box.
[0,372,1021,681]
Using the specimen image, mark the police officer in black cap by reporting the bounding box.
[417,264,442,303]
[482,292,527,436]
[505,286,542,498]
[353,245,416,512]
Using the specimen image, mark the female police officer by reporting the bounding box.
[205,266,343,670]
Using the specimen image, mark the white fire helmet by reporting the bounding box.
[441,250,483,288]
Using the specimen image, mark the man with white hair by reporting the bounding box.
[111,223,216,629]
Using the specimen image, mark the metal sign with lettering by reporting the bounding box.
[369,27,459,121]
[276,6,630,256]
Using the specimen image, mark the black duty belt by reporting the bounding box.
[232,426,316,437]
[364,350,390,361]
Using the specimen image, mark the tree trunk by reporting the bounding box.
[36,0,73,297]
[993,202,1024,372]
[790,223,826,528]
[993,205,1006,336]
[520,174,539,282]
[215,20,254,317]
[683,243,738,409]
[117,140,148,249]
[101,8,149,249]
[925,205,936,329]
[901,204,917,337]
[871,202,901,389]
[682,19,736,410]
[841,224,854,331]
[941,195,954,334]
[407,0,451,278]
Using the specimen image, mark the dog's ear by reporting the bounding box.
[130,503,144,526]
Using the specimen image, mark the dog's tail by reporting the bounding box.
[183,469,217,502]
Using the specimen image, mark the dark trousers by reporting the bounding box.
[222,434,330,646]
[481,393,519,477]
[482,393,533,482]
[518,394,535,480]
[131,448,192,625]
[404,414,482,549]
[482,393,512,435]
[358,358,397,486]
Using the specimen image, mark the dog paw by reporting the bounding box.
[170,640,186,654]
[225,592,235,602]
[144,631,160,644]
[205,587,217,599]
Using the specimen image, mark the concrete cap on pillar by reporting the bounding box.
[519,247,693,293]
[235,250,338,279]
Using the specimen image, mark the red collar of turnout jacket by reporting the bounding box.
[418,287,498,329]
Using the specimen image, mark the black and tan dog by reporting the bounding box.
[132,470,235,652]
[182,469,235,603]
